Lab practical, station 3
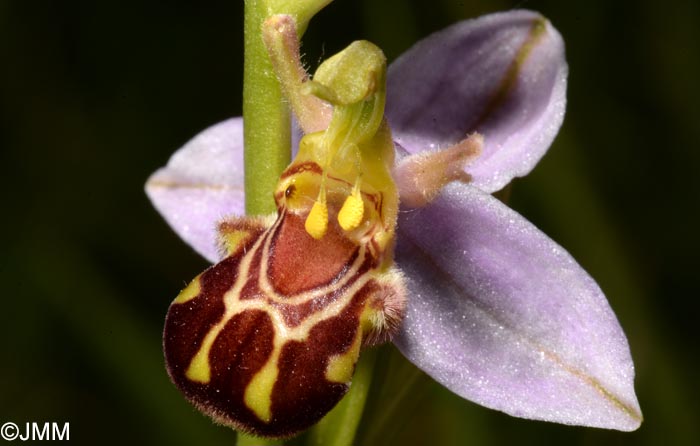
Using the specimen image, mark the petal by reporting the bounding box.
[386,10,567,193]
[393,183,641,430]
[145,118,245,263]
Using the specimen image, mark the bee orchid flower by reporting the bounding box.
[146,9,641,435]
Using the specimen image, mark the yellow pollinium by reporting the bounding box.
[305,198,329,239]
[337,188,364,231]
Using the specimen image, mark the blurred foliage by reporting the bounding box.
[1,0,698,445]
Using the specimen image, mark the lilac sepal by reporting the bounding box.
[387,10,567,193]
[393,182,642,431]
[145,118,245,263]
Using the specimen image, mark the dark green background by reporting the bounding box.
[2,0,698,444]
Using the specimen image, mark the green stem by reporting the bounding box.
[243,0,292,216]
[308,348,378,446]
[238,1,289,443]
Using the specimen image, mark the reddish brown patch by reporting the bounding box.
[268,212,358,296]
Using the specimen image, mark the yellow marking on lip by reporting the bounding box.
[173,276,202,304]
[220,229,251,256]
[325,305,378,383]
[325,329,362,383]
[185,329,218,383]
[229,271,371,344]
[244,346,282,423]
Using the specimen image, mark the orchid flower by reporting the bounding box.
[146,9,641,436]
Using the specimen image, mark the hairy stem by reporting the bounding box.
[243,0,292,215]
